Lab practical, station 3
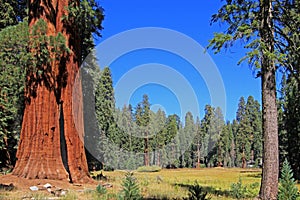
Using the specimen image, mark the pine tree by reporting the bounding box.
[218,122,232,167]
[152,109,166,166]
[201,105,215,157]
[236,97,246,123]
[284,76,300,180]
[0,21,28,168]
[119,172,142,200]
[209,0,279,197]
[183,112,195,168]
[165,114,181,168]
[135,94,151,166]
[193,117,204,168]
[248,97,262,165]
[278,159,299,200]
[200,105,214,166]
[236,99,249,168]
[95,67,118,169]
[278,74,288,165]
[214,107,225,167]
[95,67,115,136]
[231,119,239,167]
[235,96,262,168]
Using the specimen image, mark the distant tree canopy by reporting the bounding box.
[89,66,263,170]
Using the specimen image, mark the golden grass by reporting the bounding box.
[103,168,263,199]
[2,168,300,199]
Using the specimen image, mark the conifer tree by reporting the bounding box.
[95,67,115,136]
[183,112,195,167]
[209,0,279,197]
[278,159,299,200]
[135,94,151,166]
[152,109,167,166]
[218,122,232,167]
[95,67,119,169]
[284,76,300,180]
[0,21,28,168]
[193,117,204,168]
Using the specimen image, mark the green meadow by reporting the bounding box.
[91,168,263,200]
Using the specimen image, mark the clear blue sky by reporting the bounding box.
[93,0,262,121]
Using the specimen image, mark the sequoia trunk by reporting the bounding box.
[12,0,90,183]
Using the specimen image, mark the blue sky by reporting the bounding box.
[93,0,262,121]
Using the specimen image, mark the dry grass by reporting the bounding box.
[103,168,262,199]
[1,168,299,199]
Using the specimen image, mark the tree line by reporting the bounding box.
[85,66,264,170]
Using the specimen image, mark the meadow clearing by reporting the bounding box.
[1,167,299,199]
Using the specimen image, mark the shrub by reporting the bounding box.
[96,184,107,195]
[278,159,299,200]
[136,165,161,172]
[230,178,247,199]
[230,178,259,199]
[118,172,142,200]
[185,181,211,200]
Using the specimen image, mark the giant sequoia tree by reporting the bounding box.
[12,0,103,183]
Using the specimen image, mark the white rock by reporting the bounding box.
[43,183,52,188]
[60,190,66,196]
[29,186,39,191]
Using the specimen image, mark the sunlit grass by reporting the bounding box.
[103,167,262,199]
[3,168,300,199]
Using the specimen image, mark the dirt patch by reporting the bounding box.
[0,174,100,199]
[0,174,98,190]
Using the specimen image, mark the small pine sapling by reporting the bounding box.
[118,172,142,200]
[278,159,299,200]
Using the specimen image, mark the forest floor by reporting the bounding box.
[0,168,299,200]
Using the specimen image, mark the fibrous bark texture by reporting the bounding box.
[12,0,90,183]
[259,0,279,199]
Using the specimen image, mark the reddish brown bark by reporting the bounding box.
[12,0,90,183]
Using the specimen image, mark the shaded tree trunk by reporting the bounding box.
[12,0,90,183]
[259,0,279,199]
[242,147,246,168]
[144,131,149,166]
[157,150,160,167]
[196,141,201,168]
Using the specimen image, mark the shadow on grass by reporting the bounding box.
[174,182,232,198]
[143,197,181,200]
[245,172,262,179]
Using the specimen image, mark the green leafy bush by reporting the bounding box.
[136,165,161,172]
[278,159,299,200]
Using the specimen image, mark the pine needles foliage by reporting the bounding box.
[278,159,299,200]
